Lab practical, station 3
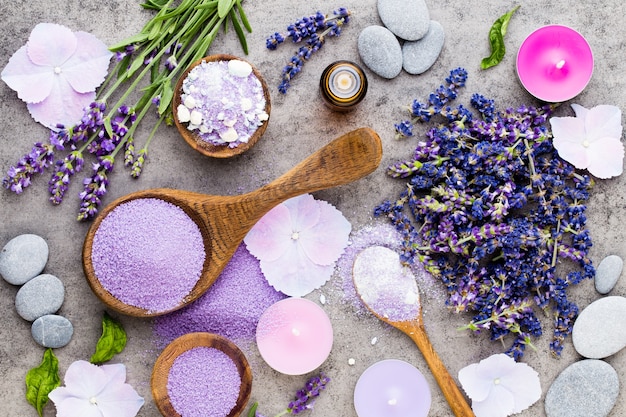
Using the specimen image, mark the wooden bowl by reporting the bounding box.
[151,332,253,417]
[172,54,271,158]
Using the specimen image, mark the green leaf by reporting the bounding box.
[481,5,520,70]
[25,349,60,417]
[247,402,259,417]
[108,33,149,52]
[103,117,114,139]
[90,312,127,365]
[158,81,174,116]
[218,0,235,18]
[229,9,248,55]
[236,0,252,33]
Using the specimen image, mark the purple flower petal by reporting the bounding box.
[61,31,112,94]
[245,203,294,262]
[27,82,95,129]
[1,45,54,103]
[27,23,77,67]
[299,199,351,265]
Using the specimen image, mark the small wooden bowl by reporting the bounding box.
[172,54,271,158]
[152,332,253,417]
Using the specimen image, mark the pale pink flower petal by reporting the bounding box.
[27,23,77,67]
[585,136,625,179]
[458,354,541,417]
[245,194,351,297]
[27,81,95,129]
[1,45,54,103]
[552,138,591,169]
[245,204,294,262]
[583,104,622,142]
[299,199,351,265]
[54,397,104,417]
[61,31,113,94]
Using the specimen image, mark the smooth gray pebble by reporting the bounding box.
[594,255,622,294]
[0,234,48,285]
[377,0,430,41]
[572,296,626,359]
[15,274,65,321]
[31,315,73,348]
[402,20,445,75]
[358,26,403,79]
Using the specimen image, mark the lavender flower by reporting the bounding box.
[77,156,114,221]
[269,8,351,94]
[2,142,55,193]
[376,69,594,359]
[248,373,330,417]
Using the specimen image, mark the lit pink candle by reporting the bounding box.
[516,25,593,103]
[354,359,431,417]
[256,297,333,375]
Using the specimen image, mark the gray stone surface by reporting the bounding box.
[357,25,402,79]
[0,234,48,285]
[402,20,445,75]
[15,274,65,321]
[544,359,619,417]
[572,296,626,358]
[31,314,74,348]
[377,0,430,41]
[2,2,626,417]
[594,255,623,294]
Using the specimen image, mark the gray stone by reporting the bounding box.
[377,0,430,41]
[0,234,48,285]
[31,315,73,348]
[545,359,619,417]
[358,26,403,79]
[572,296,626,358]
[15,274,65,321]
[402,21,445,75]
[594,255,622,294]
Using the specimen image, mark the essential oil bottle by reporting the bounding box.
[319,61,368,112]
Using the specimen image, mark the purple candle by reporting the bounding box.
[516,25,593,102]
[354,359,431,417]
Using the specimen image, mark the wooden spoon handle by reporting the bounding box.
[250,127,382,209]
[407,326,475,417]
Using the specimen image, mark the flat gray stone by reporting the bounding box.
[377,0,430,41]
[572,296,626,358]
[358,26,403,79]
[15,274,65,321]
[594,255,622,294]
[402,20,445,75]
[0,234,48,285]
[31,315,73,348]
[545,359,619,417]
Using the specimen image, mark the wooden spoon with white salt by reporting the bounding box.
[352,246,475,417]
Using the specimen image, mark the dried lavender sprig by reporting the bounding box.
[276,8,351,94]
[266,8,350,49]
[249,373,330,417]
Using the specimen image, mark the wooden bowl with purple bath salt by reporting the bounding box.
[172,54,271,158]
[82,127,383,317]
[151,332,252,417]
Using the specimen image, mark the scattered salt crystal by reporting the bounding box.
[177,104,190,123]
[348,358,356,366]
[228,59,253,77]
[189,110,203,125]
[371,337,378,345]
[320,294,326,305]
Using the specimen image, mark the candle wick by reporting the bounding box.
[292,328,300,336]
[388,398,397,406]
[555,59,566,69]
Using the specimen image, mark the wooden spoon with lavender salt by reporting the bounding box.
[83,127,382,317]
[352,246,475,417]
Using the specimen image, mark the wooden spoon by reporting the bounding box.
[83,127,382,316]
[151,332,252,417]
[352,249,475,417]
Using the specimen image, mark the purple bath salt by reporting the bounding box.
[177,59,269,148]
[91,198,205,313]
[352,245,421,322]
[154,243,286,347]
[167,347,241,417]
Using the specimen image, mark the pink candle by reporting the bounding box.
[256,297,333,375]
[354,359,431,417]
[516,25,593,103]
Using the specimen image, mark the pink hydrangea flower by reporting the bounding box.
[244,194,351,297]
[1,23,112,129]
[48,360,144,417]
[549,104,624,179]
[458,353,541,417]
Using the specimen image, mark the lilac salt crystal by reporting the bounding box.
[352,245,420,321]
[177,59,269,148]
[167,347,241,417]
[91,198,205,313]
[154,243,286,346]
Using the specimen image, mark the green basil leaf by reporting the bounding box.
[90,312,127,364]
[481,5,520,70]
[25,349,60,417]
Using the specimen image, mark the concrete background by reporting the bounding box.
[1,1,625,416]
